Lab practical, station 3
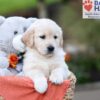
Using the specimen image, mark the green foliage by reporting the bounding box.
[68,53,100,84]
[0,0,37,15]
[0,0,61,15]
[45,0,61,4]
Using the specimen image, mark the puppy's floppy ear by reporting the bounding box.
[59,28,63,47]
[60,35,63,47]
[22,28,34,48]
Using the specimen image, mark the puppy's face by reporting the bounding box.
[22,19,63,57]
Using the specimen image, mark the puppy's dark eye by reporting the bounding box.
[54,35,58,39]
[14,31,18,35]
[40,35,46,39]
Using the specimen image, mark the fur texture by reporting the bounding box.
[22,19,71,93]
[0,16,37,76]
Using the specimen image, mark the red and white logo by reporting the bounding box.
[83,0,100,19]
[83,0,93,11]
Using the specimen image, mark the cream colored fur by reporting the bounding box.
[22,19,71,93]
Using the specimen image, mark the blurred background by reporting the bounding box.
[0,0,100,99]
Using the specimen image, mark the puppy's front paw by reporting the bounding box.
[34,77,48,94]
[49,73,64,84]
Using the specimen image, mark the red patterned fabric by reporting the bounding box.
[0,76,70,100]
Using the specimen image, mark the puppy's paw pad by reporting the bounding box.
[34,78,48,93]
[49,74,64,84]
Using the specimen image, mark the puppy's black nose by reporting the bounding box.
[47,46,54,53]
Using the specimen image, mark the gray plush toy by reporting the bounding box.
[0,16,37,76]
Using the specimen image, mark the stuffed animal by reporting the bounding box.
[0,16,37,76]
[0,16,5,25]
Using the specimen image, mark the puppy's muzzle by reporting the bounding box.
[47,45,54,53]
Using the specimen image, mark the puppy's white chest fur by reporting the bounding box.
[23,48,67,78]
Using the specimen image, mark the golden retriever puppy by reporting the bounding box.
[22,19,71,93]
